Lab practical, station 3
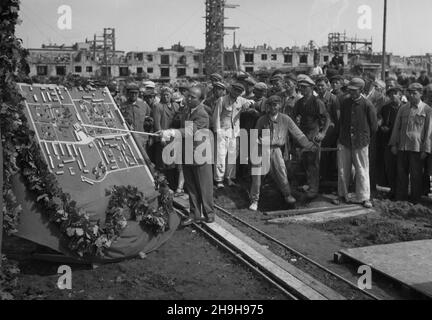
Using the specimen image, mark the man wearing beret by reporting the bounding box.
[213,82,253,188]
[249,95,316,211]
[389,83,432,203]
[376,85,403,198]
[293,75,331,199]
[335,78,377,208]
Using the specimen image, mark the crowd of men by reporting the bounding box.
[110,67,432,225]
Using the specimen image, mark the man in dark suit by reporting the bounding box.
[158,86,214,226]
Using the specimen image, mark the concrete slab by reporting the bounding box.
[267,208,375,224]
[339,240,432,298]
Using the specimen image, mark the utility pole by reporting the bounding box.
[382,0,387,81]
[0,126,3,266]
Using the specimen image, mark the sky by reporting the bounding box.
[15,0,432,56]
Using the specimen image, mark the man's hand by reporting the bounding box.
[314,132,326,142]
[421,151,428,160]
[391,146,398,155]
[380,126,390,132]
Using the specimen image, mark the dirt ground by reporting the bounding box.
[213,178,432,299]
[3,174,432,300]
[2,227,286,300]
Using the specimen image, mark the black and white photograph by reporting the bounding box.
[1,0,432,307]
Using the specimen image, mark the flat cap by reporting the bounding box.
[172,92,183,102]
[315,75,329,83]
[284,73,298,83]
[386,84,403,94]
[407,82,423,92]
[213,81,226,90]
[142,89,156,97]
[231,82,245,92]
[347,78,365,90]
[235,72,249,80]
[270,74,284,82]
[210,73,223,82]
[143,80,156,89]
[297,74,315,87]
[243,77,256,86]
[254,82,268,91]
[373,80,386,90]
[126,82,139,92]
[330,75,344,82]
[267,95,282,105]
[160,86,173,94]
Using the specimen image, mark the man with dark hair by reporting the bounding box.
[335,78,378,208]
[417,70,430,87]
[316,76,340,181]
[249,95,316,211]
[282,73,300,119]
[293,75,331,199]
[389,83,432,203]
[158,86,214,226]
[330,75,345,102]
[377,85,403,198]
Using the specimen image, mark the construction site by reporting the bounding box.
[2,0,432,307]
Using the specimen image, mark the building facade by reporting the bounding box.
[28,41,205,82]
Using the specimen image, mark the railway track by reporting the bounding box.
[173,197,381,300]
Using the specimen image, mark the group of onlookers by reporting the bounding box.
[110,66,432,224]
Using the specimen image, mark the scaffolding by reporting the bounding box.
[86,28,116,79]
[328,32,372,54]
[204,0,238,76]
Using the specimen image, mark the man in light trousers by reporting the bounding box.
[334,78,378,208]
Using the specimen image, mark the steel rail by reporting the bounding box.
[214,204,381,300]
[174,209,299,300]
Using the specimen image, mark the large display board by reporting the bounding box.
[18,83,154,215]
[14,84,178,261]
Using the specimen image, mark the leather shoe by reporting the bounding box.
[181,217,194,227]
[204,215,215,223]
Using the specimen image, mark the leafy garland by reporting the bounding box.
[1,1,172,259]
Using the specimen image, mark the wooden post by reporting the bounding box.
[0,126,4,266]
[381,0,387,81]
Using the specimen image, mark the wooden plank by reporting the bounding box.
[339,240,432,298]
[214,216,346,300]
[267,208,374,225]
[175,196,341,299]
[204,219,328,300]
[264,204,359,217]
